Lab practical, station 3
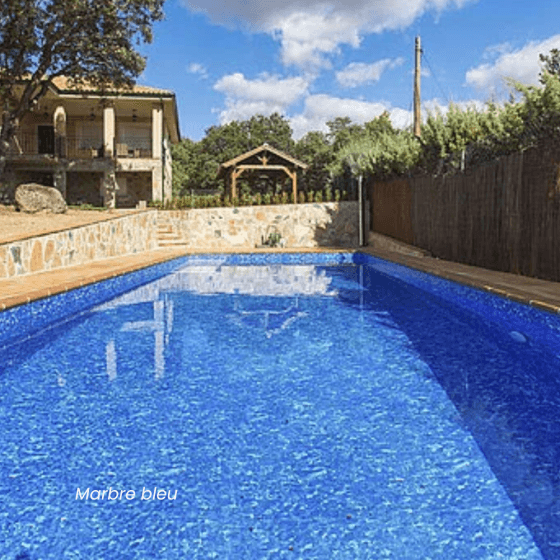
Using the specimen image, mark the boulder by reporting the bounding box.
[15,183,67,214]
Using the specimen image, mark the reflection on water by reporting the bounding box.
[93,264,340,379]
[228,296,309,339]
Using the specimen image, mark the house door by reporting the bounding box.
[38,125,55,154]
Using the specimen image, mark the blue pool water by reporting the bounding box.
[1,253,560,559]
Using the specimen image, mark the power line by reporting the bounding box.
[422,48,450,105]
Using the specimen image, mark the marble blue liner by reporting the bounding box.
[353,252,560,358]
[2,251,560,558]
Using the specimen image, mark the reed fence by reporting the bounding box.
[368,144,560,281]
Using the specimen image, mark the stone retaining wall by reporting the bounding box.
[0,211,158,279]
[158,201,359,249]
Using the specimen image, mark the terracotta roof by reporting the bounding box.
[50,76,174,96]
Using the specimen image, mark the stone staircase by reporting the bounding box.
[156,219,187,248]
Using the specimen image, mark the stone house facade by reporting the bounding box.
[2,77,180,207]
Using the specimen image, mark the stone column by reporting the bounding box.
[53,166,67,200]
[53,105,67,157]
[102,170,117,208]
[163,137,172,202]
[103,103,115,158]
[151,103,163,160]
[152,166,163,202]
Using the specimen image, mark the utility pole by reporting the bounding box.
[413,35,422,138]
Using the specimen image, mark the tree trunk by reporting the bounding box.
[0,111,20,195]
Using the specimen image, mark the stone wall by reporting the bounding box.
[0,211,158,279]
[67,172,103,206]
[115,171,152,208]
[157,201,359,249]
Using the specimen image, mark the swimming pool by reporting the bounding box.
[1,252,559,559]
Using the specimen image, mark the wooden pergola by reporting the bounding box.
[217,143,307,202]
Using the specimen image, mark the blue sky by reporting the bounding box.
[139,0,560,141]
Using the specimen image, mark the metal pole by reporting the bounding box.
[414,36,422,138]
[358,174,364,246]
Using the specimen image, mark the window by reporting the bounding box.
[118,123,151,151]
[78,122,102,150]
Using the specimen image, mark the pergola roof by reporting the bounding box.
[217,143,307,179]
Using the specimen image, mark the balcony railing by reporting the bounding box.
[8,132,152,159]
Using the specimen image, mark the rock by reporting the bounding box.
[15,183,67,214]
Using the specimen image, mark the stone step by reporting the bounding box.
[158,240,188,247]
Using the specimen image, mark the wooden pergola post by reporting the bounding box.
[231,168,244,200]
[284,167,297,203]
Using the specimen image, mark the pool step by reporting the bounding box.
[156,222,187,248]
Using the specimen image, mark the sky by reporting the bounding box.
[139,0,560,141]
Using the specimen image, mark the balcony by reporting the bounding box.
[8,132,152,159]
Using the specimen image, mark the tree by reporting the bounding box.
[326,116,363,151]
[171,138,198,196]
[539,48,560,78]
[294,131,334,192]
[0,0,164,174]
[245,113,294,153]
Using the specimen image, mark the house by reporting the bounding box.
[2,76,180,207]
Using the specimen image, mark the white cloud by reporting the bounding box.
[421,66,431,78]
[482,42,512,60]
[336,57,404,87]
[213,72,310,124]
[273,11,362,69]
[289,94,413,138]
[216,100,288,123]
[422,98,485,116]
[214,72,309,105]
[466,35,560,92]
[182,0,473,69]
[187,62,209,79]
